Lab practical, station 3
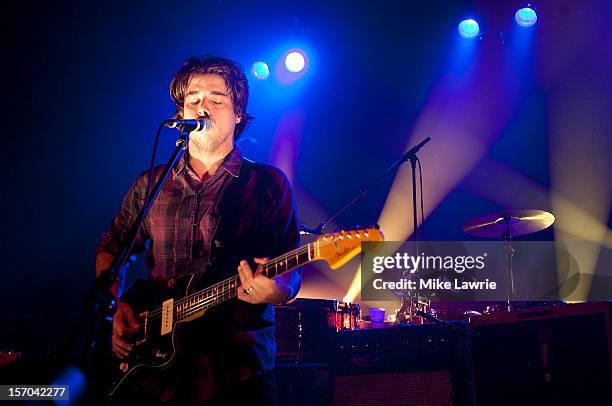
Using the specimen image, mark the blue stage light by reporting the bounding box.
[284,51,306,73]
[252,61,270,80]
[51,365,86,405]
[458,19,480,39]
[515,7,538,27]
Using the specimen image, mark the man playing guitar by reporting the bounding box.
[95,55,301,405]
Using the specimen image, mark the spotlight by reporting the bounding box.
[252,61,270,80]
[284,50,306,73]
[515,6,538,27]
[458,19,480,39]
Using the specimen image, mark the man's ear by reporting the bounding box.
[235,114,242,124]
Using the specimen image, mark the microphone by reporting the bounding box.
[165,117,211,133]
[401,137,431,161]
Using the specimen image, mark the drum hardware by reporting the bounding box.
[395,294,431,324]
[430,308,482,322]
[462,209,555,311]
[483,304,506,314]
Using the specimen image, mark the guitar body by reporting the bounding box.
[107,273,201,399]
[103,227,384,399]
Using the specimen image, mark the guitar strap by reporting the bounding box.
[207,156,255,279]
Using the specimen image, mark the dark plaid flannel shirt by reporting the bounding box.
[95,147,300,401]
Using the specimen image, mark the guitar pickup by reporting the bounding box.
[161,299,174,336]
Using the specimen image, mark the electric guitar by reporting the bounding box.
[107,226,384,398]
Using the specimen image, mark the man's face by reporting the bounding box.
[182,73,241,152]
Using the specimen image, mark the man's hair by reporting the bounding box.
[169,55,252,139]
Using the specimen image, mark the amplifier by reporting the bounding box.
[471,301,612,405]
[330,324,473,406]
[274,298,338,363]
[275,363,330,406]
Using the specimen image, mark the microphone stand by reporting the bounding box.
[395,153,425,324]
[300,137,431,323]
[300,137,431,236]
[65,131,190,372]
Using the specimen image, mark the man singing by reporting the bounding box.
[95,55,301,405]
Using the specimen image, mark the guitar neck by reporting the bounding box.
[174,242,314,323]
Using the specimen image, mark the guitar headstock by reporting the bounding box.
[314,226,384,269]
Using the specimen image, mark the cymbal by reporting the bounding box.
[462,209,555,238]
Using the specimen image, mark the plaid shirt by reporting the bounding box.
[96,147,243,288]
[96,147,300,401]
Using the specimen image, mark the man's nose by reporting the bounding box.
[197,104,210,118]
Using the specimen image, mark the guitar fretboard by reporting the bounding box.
[174,242,314,322]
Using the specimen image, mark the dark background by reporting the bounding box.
[1,0,610,356]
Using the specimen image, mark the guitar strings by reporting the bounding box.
[144,234,363,321]
[170,239,316,310]
[146,247,308,322]
[144,234,367,322]
[145,242,313,320]
[174,246,314,321]
[169,233,371,321]
[143,232,374,322]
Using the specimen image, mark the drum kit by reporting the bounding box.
[415,208,555,321]
[277,208,556,362]
[368,208,555,324]
[408,209,555,324]
[403,208,555,322]
[462,208,555,310]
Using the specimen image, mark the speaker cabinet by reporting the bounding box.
[471,302,612,405]
[330,324,473,406]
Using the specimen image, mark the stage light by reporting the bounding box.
[458,19,480,39]
[342,295,354,303]
[51,365,86,405]
[515,6,538,27]
[252,61,270,80]
[284,51,306,73]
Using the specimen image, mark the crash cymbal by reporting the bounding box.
[462,209,555,238]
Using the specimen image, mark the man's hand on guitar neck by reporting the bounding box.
[237,257,298,305]
[112,301,140,359]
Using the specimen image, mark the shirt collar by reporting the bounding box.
[221,147,243,178]
[173,146,243,179]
